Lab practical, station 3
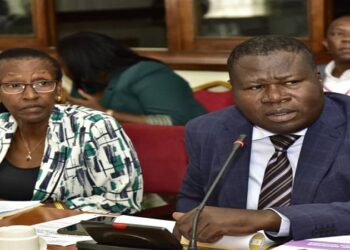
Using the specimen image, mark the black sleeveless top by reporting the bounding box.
[0,159,39,200]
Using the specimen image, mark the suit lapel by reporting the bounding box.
[292,98,345,204]
[206,96,345,207]
[215,109,253,208]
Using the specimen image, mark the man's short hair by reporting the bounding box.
[326,15,350,37]
[227,35,316,75]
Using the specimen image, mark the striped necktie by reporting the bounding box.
[258,134,300,209]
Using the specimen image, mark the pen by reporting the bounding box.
[54,201,65,210]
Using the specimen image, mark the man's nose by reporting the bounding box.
[262,85,285,103]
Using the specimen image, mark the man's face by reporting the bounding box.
[230,51,324,134]
[324,16,350,63]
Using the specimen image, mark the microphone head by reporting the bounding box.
[234,134,247,148]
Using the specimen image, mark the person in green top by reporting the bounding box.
[57,32,207,125]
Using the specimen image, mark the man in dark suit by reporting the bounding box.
[173,35,350,243]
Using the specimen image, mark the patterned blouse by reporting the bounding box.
[0,104,143,214]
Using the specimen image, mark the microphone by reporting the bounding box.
[187,134,247,250]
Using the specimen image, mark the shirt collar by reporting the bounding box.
[324,61,335,78]
[252,126,307,141]
[324,60,350,80]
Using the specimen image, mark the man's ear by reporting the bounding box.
[228,79,235,91]
[322,40,329,50]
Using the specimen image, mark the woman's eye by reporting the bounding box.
[35,80,49,86]
[7,83,23,88]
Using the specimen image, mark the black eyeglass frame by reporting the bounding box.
[0,80,58,94]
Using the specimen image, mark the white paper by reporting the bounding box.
[274,235,350,250]
[33,213,102,246]
[115,215,175,232]
[182,234,253,250]
[0,200,42,218]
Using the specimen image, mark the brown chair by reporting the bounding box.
[122,123,188,219]
[193,81,234,112]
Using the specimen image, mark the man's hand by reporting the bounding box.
[172,206,281,243]
[67,89,105,111]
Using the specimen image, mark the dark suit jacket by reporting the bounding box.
[177,92,350,240]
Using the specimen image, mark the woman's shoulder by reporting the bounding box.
[52,104,119,125]
[107,60,188,91]
[49,105,123,142]
[123,60,169,75]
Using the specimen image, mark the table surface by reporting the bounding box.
[0,206,82,250]
[0,207,227,250]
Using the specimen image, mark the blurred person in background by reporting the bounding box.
[322,15,350,95]
[57,32,207,125]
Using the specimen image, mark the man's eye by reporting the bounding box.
[331,31,343,36]
[285,81,298,86]
[248,85,262,90]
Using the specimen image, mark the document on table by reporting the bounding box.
[33,213,101,246]
[274,235,350,249]
[0,200,42,219]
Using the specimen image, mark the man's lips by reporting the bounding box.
[266,109,297,122]
[339,48,350,53]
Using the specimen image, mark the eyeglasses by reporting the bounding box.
[0,80,57,94]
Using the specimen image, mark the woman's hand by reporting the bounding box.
[172,206,281,243]
[67,89,105,111]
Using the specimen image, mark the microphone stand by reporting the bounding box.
[187,134,247,250]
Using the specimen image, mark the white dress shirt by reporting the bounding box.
[246,126,307,236]
[323,61,350,95]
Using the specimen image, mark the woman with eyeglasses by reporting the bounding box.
[0,48,143,214]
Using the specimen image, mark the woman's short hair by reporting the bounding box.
[0,48,62,81]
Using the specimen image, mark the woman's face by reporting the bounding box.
[0,58,62,125]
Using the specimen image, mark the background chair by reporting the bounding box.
[122,123,188,219]
[193,80,235,112]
